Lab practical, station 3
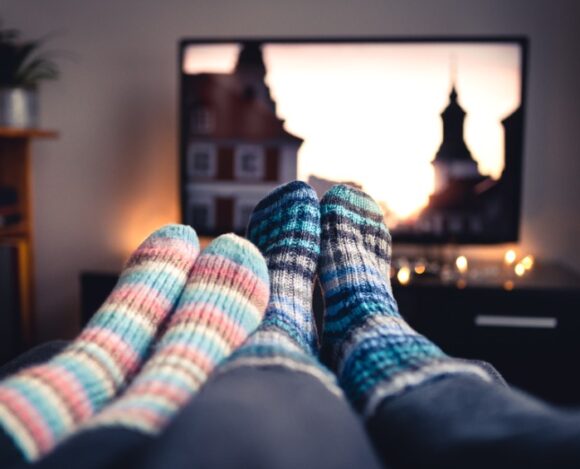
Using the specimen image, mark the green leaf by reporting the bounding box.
[0,22,60,87]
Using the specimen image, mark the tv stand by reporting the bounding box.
[392,261,580,406]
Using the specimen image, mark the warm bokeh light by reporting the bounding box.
[455,255,468,273]
[184,43,521,221]
[504,249,517,265]
[397,266,411,285]
[503,280,515,291]
[521,255,534,270]
[514,263,526,277]
[119,201,180,260]
[414,263,426,275]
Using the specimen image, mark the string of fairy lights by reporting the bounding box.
[392,250,535,290]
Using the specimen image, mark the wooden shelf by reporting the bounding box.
[0,128,58,353]
[0,128,58,139]
[0,223,30,238]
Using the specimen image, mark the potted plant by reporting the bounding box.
[0,21,59,128]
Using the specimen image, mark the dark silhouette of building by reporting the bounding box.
[406,83,521,240]
[432,85,485,192]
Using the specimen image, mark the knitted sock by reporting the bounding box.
[319,185,492,418]
[0,224,199,463]
[79,233,269,435]
[219,181,339,393]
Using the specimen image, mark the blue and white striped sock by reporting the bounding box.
[219,181,339,393]
[320,184,491,417]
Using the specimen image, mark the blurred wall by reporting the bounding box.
[3,0,580,339]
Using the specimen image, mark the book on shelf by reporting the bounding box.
[0,213,22,228]
[0,242,23,362]
[0,187,18,207]
[0,203,22,228]
[0,186,22,228]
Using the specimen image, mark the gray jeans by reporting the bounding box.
[4,343,580,469]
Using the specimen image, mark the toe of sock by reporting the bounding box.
[249,181,318,225]
[204,233,269,286]
[253,180,317,211]
[142,224,199,249]
[247,181,320,252]
[127,225,200,269]
[321,184,384,221]
[320,185,390,251]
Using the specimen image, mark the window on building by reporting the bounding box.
[187,143,216,177]
[190,204,210,230]
[242,153,257,172]
[469,216,483,233]
[193,152,210,171]
[449,216,463,233]
[235,145,264,179]
[191,107,214,134]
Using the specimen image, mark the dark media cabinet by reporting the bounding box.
[393,263,580,406]
[81,262,580,406]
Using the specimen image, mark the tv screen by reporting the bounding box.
[179,37,527,244]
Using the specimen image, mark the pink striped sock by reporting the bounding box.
[0,225,199,463]
[81,233,269,434]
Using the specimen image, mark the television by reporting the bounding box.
[179,37,527,244]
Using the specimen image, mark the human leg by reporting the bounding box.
[320,185,580,468]
[138,365,384,469]
[136,182,382,469]
[0,225,199,465]
[25,234,269,469]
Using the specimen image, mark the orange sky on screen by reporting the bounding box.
[184,43,521,220]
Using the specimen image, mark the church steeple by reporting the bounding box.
[234,41,267,78]
[434,85,476,164]
[431,77,482,193]
[234,41,276,112]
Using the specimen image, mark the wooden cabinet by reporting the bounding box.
[393,264,580,405]
[0,127,57,355]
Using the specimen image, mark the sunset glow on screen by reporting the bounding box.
[183,42,521,223]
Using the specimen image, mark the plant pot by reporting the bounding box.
[0,88,39,128]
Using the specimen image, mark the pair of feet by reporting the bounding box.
[0,181,490,465]
[0,228,271,463]
[226,181,490,416]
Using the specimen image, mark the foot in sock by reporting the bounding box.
[220,181,339,391]
[0,225,200,463]
[80,233,269,434]
[319,184,491,417]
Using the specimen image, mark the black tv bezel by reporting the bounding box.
[178,36,528,245]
